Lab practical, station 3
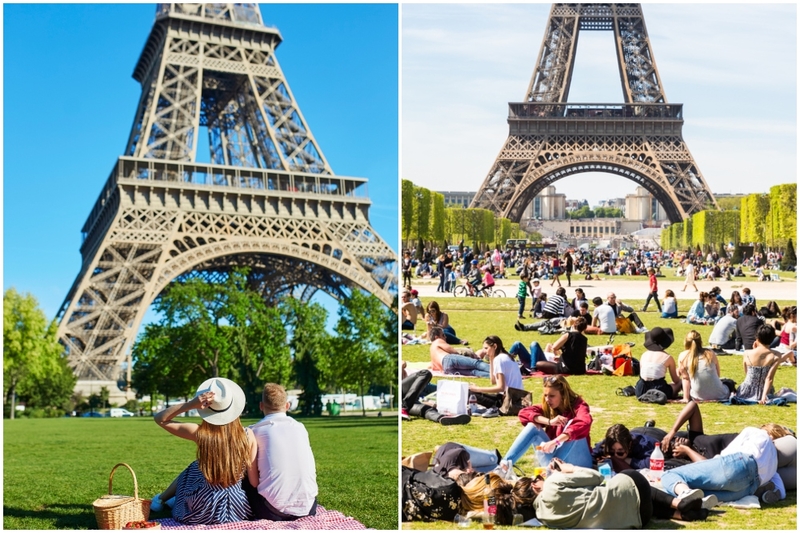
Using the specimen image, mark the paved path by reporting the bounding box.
[408,276,797,303]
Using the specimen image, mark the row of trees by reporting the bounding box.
[3,289,76,418]
[402,179,537,253]
[4,272,398,418]
[661,183,797,254]
[568,206,623,219]
[132,270,397,417]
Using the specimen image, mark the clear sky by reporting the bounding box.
[3,3,399,321]
[402,3,797,207]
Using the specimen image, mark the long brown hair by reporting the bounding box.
[459,473,514,524]
[541,376,580,418]
[683,330,712,379]
[196,419,250,487]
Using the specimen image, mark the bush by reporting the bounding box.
[781,239,797,270]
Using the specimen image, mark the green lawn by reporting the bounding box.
[402,297,797,530]
[4,416,398,530]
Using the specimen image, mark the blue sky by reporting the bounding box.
[3,3,399,321]
[403,4,797,206]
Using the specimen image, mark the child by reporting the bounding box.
[517,274,529,319]
[529,278,542,316]
[642,267,661,312]
[445,269,457,292]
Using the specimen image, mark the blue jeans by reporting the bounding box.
[502,423,593,468]
[456,442,500,473]
[509,341,547,369]
[517,296,526,317]
[442,354,490,378]
[661,452,760,502]
[661,310,678,319]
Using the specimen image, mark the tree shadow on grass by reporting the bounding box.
[3,503,96,529]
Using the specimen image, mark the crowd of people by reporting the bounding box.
[402,244,796,527]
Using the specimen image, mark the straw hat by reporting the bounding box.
[195,377,246,425]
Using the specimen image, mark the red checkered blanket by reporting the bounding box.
[156,506,369,530]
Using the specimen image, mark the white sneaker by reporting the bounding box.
[701,495,719,509]
[677,488,703,505]
[150,494,164,512]
[636,327,649,334]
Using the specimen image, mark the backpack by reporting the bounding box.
[401,466,461,522]
[612,344,634,376]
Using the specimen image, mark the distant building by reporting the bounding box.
[565,198,586,212]
[527,186,566,220]
[625,186,667,223]
[440,191,475,208]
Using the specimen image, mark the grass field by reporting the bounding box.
[4,415,398,530]
[402,293,797,530]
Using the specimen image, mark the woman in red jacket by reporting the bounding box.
[502,375,594,468]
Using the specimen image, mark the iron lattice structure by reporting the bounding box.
[56,3,397,386]
[471,3,718,223]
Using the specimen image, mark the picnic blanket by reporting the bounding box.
[156,507,368,530]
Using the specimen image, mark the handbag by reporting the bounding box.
[615,316,636,334]
[436,379,469,416]
[500,387,533,416]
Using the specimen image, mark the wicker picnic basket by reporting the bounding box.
[93,463,151,529]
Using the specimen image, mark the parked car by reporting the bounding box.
[107,408,136,417]
[81,411,104,417]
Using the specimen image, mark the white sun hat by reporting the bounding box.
[195,377,246,425]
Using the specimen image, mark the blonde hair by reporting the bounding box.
[195,420,249,487]
[761,423,791,440]
[683,330,712,379]
[460,473,512,512]
[541,376,580,418]
[262,383,288,412]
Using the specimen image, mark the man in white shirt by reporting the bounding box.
[245,383,318,520]
[709,306,739,350]
[591,296,616,334]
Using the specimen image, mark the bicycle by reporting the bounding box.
[453,280,506,298]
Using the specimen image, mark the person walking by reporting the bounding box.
[563,251,574,288]
[642,267,662,312]
[682,259,698,292]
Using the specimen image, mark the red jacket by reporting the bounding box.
[649,274,658,293]
[518,396,593,448]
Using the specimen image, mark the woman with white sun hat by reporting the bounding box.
[150,377,258,524]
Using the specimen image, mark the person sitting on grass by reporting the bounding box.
[686,292,709,325]
[243,384,318,521]
[423,301,466,345]
[534,317,588,376]
[532,457,708,528]
[736,324,793,404]
[429,326,488,378]
[677,330,731,402]
[503,376,594,468]
[591,296,617,335]
[591,423,660,473]
[468,335,523,415]
[661,289,679,319]
[150,377,257,525]
[708,305,739,351]
[634,327,682,400]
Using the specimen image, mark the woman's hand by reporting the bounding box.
[550,415,569,426]
[661,431,674,453]
[549,457,574,474]
[193,391,215,409]
[539,439,559,454]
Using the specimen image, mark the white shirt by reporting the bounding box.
[250,412,318,516]
[720,427,778,486]
[709,315,737,345]
[593,304,616,333]
[494,353,523,390]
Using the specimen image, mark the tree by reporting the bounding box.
[284,298,331,416]
[131,269,292,411]
[401,179,415,243]
[331,291,396,416]
[781,239,796,271]
[430,191,446,250]
[731,241,744,264]
[4,288,72,419]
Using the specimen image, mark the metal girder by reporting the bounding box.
[57,4,397,385]
[472,3,717,223]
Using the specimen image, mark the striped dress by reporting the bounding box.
[172,461,252,524]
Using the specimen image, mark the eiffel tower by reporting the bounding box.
[471,3,718,223]
[56,3,397,394]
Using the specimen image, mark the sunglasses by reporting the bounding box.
[543,376,559,385]
[612,450,627,457]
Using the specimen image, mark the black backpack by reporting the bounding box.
[402,466,462,522]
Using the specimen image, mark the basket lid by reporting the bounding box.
[93,495,137,509]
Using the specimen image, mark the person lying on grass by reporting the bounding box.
[590,423,660,473]
[659,401,797,497]
[429,326,488,378]
[151,377,258,525]
[532,457,709,528]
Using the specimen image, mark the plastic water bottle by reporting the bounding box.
[468,394,478,415]
[598,463,612,484]
[649,445,664,481]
